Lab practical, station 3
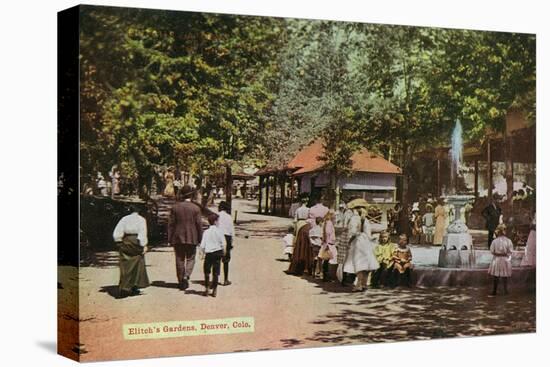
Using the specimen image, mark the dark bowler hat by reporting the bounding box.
[219,200,231,212]
[179,185,197,199]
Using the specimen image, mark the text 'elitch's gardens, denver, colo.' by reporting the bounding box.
[123,317,255,340]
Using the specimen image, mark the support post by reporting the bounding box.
[280,173,286,216]
[487,139,493,198]
[474,160,479,198]
[264,174,270,214]
[258,176,263,214]
[437,159,441,197]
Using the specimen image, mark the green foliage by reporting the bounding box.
[79,6,284,191]
[78,5,535,200]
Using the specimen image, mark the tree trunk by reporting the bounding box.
[504,132,514,214]
[225,164,233,209]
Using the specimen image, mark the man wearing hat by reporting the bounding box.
[168,185,203,291]
[482,194,503,249]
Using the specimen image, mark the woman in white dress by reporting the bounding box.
[488,224,514,296]
[343,209,380,292]
[521,215,536,267]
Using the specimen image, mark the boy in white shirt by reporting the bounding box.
[282,226,294,261]
[199,214,227,297]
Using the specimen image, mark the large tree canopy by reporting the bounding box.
[80,6,284,195]
[79,6,535,205]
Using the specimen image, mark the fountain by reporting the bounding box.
[438,120,476,268]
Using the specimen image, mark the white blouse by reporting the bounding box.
[112,212,148,246]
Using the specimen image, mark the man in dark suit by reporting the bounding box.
[168,185,203,290]
[482,195,502,249]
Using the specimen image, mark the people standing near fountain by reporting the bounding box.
[433,198,448,245]
[422,204,435,245]
[372,230,397,288]
[488,224,513,296]
[482,194,503,249]
[343,209,380,292]
[409,203,422,244]
[391,234,413,287]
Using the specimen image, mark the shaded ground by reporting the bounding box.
[58,199,535,362]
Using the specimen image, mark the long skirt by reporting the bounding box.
[118,234,150,292]
[521,230,536,267]
[288,223,313,275]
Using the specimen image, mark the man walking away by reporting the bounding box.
[168,185,203,291]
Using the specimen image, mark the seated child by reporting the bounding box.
[372,230,397,288]
[391,234,413,287]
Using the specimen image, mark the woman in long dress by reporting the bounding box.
[488,224,514,296]
[163,169,175,197]
[433,198,448,245]
[287,221,313,276]
[343,210,380,292]
[521,215,536,267]
[112,205,150,298]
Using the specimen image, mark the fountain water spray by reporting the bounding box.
[450,119,463,194]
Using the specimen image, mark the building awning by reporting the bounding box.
[342,183,396,191]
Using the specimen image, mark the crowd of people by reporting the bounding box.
[284,196,414,292]
[283,193,535,296]
[108,184,535,299]
[111,185,235,299]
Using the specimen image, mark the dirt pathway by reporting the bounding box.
[58,199,535,362]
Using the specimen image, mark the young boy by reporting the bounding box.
[372,230,397,288]
[282,226,294,261]
[391,234,413,287]
[309,217,323,277]
[199,213,227,297]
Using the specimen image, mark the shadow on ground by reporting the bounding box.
[289,286,536,346]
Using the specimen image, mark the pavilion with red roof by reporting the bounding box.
[255,139,402,215]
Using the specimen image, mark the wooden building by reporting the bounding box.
[255,139,402,215]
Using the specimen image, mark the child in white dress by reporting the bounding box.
[488,224,514,296]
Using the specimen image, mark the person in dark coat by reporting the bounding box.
[168,185,203,291]
[482,195,502,249]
